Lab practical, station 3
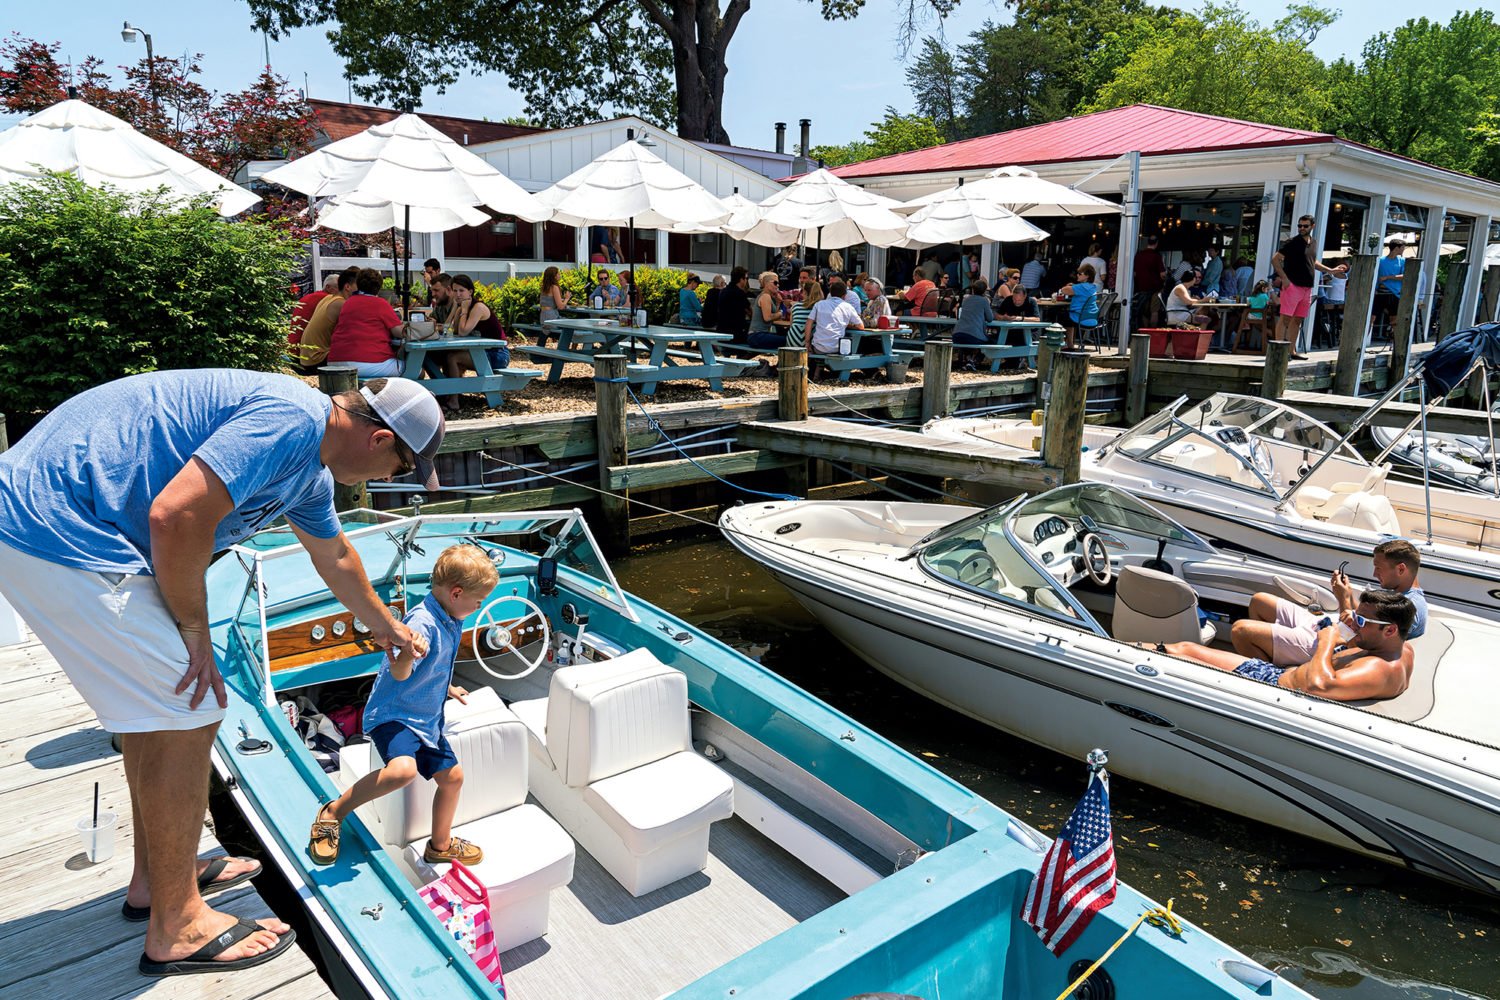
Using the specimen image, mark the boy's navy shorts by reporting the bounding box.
[368,721,459,780]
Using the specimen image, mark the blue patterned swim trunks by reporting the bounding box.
[1233,658,1285,685]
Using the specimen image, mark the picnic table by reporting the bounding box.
[1190,300,1247,350]
[399,338,544,408]
[561,305,633,319]
[519,319,758,395]
[891,315,1060,371]
[811,326,919,383]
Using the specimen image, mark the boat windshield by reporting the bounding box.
[1109,394,1362,498]
[1014,483,1214,553]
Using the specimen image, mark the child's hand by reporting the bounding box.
[410,632,430,658]
[448,684,469,704]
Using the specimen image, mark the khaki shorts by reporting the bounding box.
[1271,596,1321,666]
[0,540,225,733]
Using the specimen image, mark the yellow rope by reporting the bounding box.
[1049,899,1181,1000]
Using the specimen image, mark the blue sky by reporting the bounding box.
[3,1,1484,147]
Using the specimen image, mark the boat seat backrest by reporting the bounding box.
[1324,490,1401,536]
[1111,565,1203,645]
[545,649,690,789]
[1329,463,1389,497]
[377,695,530,847]
[1155,441,1217,475]
[1353,620,1451,722]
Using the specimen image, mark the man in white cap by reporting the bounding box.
[0,371,443,977]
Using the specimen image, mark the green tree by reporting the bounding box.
[958,21,1073,137]
[1084,2,1337,131]
[906,37,965,141]
[245,0,962,144]
[0,173,300,415]
[1007,0,1183,116]
[810,106,944,167]
[1326,12,1500,179]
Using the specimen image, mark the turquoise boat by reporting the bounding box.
[207,509,1310,999]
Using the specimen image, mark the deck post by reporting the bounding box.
[1437,261,1469,341]
[1389,258,1422,384]
[1262,339,1292,401]
[1334,253,1378,397]
[1125,333,1150,424]
[595,354,630,555]
[1043,351,1089,486]
[318,365,368,511]
[777,347,810,497]
[920,340,954,423]
[0,412,8,454]
[1461,266,1500,408]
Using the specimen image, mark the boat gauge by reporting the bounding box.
[387,604,401,620]
[310,624,326,641]
[352,618,370,634]
[331,620,347,637]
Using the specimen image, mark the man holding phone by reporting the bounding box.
[1230,538,1428,667]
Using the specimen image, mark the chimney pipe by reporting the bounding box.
[774,122,786,155]
[626,127,636,140]
[463,133,469,145]
[799,119,811,155]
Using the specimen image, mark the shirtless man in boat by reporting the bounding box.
[1230,538,1428,667]
[1156,589,1416,701]
[0,373,442,978]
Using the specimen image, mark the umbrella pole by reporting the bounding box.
[402,205,412,317]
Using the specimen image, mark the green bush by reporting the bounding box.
[473,265,695,336]
[0,173,301,415]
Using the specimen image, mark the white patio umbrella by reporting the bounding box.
[671,190,760,235]
[263,112,550,307]
[900,165,1121,218]
[0,99,258,216]
[729,168,909,274]
[537,138,732,275]
[898,180,1050,248]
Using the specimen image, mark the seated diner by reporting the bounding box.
[327,267,404,379]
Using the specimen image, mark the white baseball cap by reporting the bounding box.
[359,380,445,491]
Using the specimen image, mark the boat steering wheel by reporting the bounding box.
[471,595,551,680]
[1080,533,1113,586]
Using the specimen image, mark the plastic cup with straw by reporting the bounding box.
[76,779,116,864]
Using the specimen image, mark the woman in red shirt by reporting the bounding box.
[328,268,404,377]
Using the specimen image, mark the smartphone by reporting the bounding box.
[1337,560,1350,578]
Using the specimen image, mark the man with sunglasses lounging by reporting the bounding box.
[1154,589,1416,702]
[0,372,443,978]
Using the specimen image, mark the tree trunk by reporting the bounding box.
[649,0,741,144]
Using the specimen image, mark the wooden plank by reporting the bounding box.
[606,451,801,491]
[405,482,596,516]
[0,724,115,794]
[737,417,1063,491]
[1282,389,1500,436]
[1438,261,1469,339]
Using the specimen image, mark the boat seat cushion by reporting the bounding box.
[1351,619,1452,723]
[1324,490,1401,536]
[583,750,734,855]
[1156,441,1218,475]
[409,803,576,909]
[1112,565,1206,645]
[544,650,692,788]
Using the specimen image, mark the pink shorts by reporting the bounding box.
[1280,283,1313,318]
[1271,597,1320,665]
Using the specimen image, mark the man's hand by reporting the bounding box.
[448,684,469,704]
[373,620,425,657]
[174,622,227,710]
[1330,566,1354,608]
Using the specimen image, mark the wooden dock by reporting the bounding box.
[0,634,330,1000]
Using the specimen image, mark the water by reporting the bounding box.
[613,535,1499,1000]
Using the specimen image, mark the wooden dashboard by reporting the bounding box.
[268,600,550,673]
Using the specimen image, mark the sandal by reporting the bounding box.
[138,918,296,977]
[121,857,264,922]
[308,809,341,866]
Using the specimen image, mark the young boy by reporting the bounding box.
[309,544,499,866]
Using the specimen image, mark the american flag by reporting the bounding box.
[1021,766,1118,954]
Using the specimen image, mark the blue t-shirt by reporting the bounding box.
[1377,256,1405,295]
[0,369,339,575]
[953,293,995,345]
[1404,586,1428,640]
[678,286,702,326]
[362,592,463,747]
[1068,283,1099,326]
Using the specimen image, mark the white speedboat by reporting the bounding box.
[929,393,1500,619]
[721,484,1500,896]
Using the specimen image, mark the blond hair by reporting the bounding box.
[431,544,499,592]
[758,271,779,288]
[801,279,823,305]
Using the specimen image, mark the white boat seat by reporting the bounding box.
[511,649,734,896]
[1353,620,1452,723]
[1295,464,1393,522]
[1323,490,1401,535]
[345,693,576,953]
[1111,565,1215,645]
[1156,441,1218,475]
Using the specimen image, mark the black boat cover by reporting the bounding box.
[1418,322,1500,397]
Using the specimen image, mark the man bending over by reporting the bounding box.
[1159,589,1415,701]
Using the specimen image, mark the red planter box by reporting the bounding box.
[1141,328,1174,358]
[1170,328,1214,361]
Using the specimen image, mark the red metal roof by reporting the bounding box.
[826,104,1333,180]
[307,98,543,147]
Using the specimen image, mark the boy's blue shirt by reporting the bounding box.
[362,592,464,748]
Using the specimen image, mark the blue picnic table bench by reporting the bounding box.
[398,337,543,407]
[519,319,759,395]
[894,315,1062,372]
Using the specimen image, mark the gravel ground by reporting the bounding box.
[297,358,1063,420]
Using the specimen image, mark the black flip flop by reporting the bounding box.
[120,857,263,922]
[138,918,296,977]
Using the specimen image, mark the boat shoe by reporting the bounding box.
[424,835,483,866]
[308,809,341,866]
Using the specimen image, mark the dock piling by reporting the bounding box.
[1334,254,1379,397]
[0,412,8,454]
[1042,351,1089,486]
[920,340,954,423]
[777,347,811,497]
[318,365,368,511]
[595,354,630,554]
[1262,339,1292,400]
[1390,258,1422,382]
[1125,334,1150,423]
[1437,261,1469,342]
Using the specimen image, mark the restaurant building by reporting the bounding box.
[826,104,1500,348]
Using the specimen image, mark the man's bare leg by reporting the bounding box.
[1230,618,1276,659]
[1161,640,1251,672]
[127,726,288,963]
